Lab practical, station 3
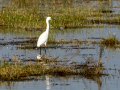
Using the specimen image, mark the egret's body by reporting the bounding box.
[37,31,48,47]
[37,17,52,47]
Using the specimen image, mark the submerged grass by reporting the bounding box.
[15,39,88,49]
[0,54,106,81]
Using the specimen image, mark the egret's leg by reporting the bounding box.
[40,47,41,54]
[45,48,46,54]
[45,42,46,54]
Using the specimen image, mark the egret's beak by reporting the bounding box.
[51,18,55,20]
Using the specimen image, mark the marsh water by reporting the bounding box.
[0,25,120,90]
[0,0,120,90]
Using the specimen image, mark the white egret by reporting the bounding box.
[37,17,53,50]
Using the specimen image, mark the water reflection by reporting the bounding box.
[46,75,51,90]
[37,54,42,60]
[82,76,102,90]
[0,74,119,90]
[99,45,104,60]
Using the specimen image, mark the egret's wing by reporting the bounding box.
[37,31,48,47]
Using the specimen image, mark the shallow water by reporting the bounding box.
[0,25,120,90]
[0,75,120,90]
[0,25,120,68]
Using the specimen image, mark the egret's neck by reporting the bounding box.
[46,20,49,33]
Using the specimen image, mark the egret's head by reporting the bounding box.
[46,17,55,23]
[46,17,52,21]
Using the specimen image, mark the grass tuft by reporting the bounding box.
[100,32,120,46]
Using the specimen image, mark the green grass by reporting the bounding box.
[0,6,90,29]
[0,0,98,30]
[0,7,43,29]
[0,0,120,30]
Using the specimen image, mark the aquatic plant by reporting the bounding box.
[0,54,107,81]
[100,32,120,46]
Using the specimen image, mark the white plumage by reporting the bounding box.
[37,17,52,47]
